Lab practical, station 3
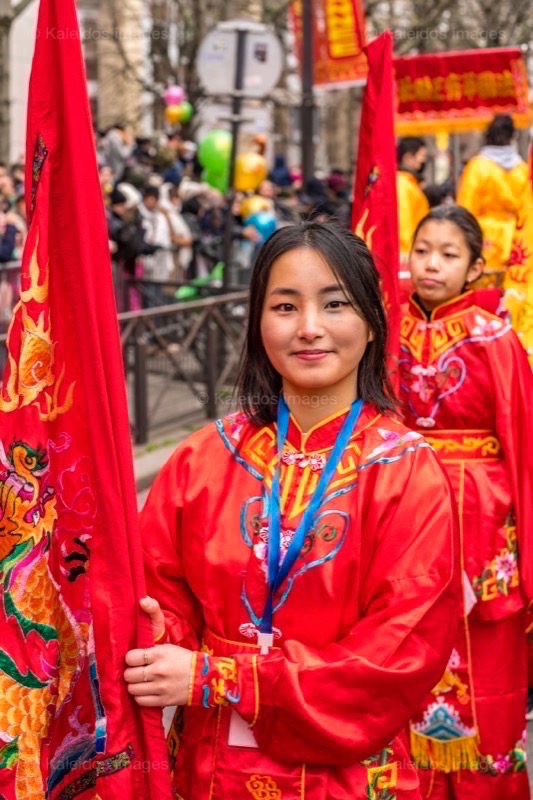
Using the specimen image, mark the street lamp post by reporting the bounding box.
[300,0,315,185]
[222,26,247,290]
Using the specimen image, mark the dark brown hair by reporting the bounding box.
[485,113,514,147]
[236,222,397,425]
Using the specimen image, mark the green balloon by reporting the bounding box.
[198,129,232,173]
[177,100,193,123]
[202,167,228,194]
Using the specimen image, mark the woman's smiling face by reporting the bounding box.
[260,247,373,403]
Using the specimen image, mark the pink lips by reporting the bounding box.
[293,350,330,361]
[419,279,442,288]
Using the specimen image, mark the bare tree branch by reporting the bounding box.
[13,0,35,20]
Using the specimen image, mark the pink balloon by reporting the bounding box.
[163,84,185,106]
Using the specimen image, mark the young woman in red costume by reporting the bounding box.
[401,206,533,800]
[124,223,460,799]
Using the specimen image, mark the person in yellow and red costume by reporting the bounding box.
[397,137,430,264]
[400,206,533,799]
[123,223,461,800]
[515,133,533,366]
[457,114,533,363]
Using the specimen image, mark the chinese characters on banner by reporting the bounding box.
[394,47,530,135]
[290,0,368,86]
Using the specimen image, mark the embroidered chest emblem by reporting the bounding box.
[400,314,468,364]
[238,496,351,634]
[400,354,467,428]
[243,427,359,520]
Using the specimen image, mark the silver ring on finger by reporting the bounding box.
[143,648,149,666]
[143,666,149,682]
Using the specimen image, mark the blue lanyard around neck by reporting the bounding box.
[260,395,363,634]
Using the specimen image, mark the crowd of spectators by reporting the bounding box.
[0,125,353,315]
[96,126,353,310]
[0,162,26,263]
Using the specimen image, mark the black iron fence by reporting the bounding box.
[118,289,249,443]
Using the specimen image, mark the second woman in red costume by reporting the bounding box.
[401,206,533,800]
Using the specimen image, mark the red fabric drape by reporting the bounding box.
[0,0,172,797]
[352,31,401,386]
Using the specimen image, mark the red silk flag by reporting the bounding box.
[0,0,172,798]
[352,32,400,385]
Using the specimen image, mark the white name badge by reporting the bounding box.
[228,710,259,748]
[463,570,478,616]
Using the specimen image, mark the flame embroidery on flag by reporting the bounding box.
[0,239,75,420]
[20,245,48,305]
[354,208,377,250]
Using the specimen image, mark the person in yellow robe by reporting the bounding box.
[515,136,533,365]
[397,137,430,263]
[457,114,533,359]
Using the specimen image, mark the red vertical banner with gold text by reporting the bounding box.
[290,0,368,86]
[352,32,400,387]
[0,0,172,797]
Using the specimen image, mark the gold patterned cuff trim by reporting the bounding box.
[187,651,199,707]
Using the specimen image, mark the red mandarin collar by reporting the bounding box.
[283,402,380,454]
[407,290,478,322]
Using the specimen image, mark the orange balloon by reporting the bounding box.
[165,105,181,125]
[234,153,268,192]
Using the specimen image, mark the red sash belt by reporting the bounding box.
[200,627,281,658]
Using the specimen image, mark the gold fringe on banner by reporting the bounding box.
[395,110,532,136]
[410,729,481,774]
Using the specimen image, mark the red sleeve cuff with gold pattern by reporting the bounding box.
[188,652,242,708]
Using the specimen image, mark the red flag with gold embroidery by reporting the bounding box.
[0,0,172,798]
[352,31,400,386]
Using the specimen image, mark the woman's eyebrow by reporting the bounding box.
[319,285,345,294]
[269,284,344,296]
[269,287,300,296]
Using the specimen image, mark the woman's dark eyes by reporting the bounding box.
[326,300,349,309]
[272,300,349,312]
[414,247,459,259]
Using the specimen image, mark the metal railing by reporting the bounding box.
[119,290,249,443]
